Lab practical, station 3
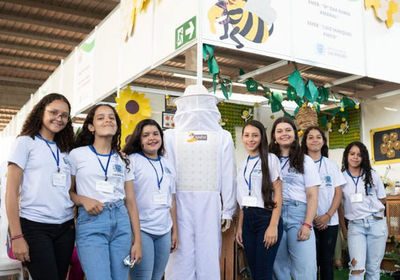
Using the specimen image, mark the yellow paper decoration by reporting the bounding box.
[115,87,152,147]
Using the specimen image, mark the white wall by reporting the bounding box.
[362,95,400,180]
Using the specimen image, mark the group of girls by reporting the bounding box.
[236,117,388,280]
[6,93,177,280]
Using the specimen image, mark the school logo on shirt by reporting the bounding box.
[165,167,172,174]
[253,168,262,175]
[288,167,298,174]
[113,164,122,173]
[324,175,332,187]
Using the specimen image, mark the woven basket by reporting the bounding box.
[295,106,318,131]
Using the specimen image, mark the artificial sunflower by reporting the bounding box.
[115,87,152,147]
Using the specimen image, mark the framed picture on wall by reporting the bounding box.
[370,124,400,164]
[162,112,175,129]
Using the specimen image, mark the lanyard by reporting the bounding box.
[314,156,323,173]
[90,145,113,181]
[280,156,290,171]
[37,134,60,172]
[346,169,362,193]
[243,155,260,195]
[140,153,164,191]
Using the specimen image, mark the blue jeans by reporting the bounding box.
[242,207,283,280]
[76,200,132,280]
[130,230,171,280]
[273,200,317,280]
[347,214,388,280]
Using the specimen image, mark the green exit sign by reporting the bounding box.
[175,16,196,49]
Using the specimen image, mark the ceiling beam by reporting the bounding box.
[0,42,69,57]
[0,88,31,107]
[0,81,38,90]
[0,28,81,46]
[254,63,313,83]
[0,76,44,86]
[2,0,106,20]
[355,83,400,99]
[0,12,92,34]
[324,75,363,88]
[0,65,52,77]
[0,54,59,67]
[237,60,289,82]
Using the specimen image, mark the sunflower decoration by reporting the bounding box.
[115,87,152,147]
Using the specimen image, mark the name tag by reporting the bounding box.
[350,193,363,203]
[242,196,258,207]
[96,180,114,194]
[153,192,168,205]
[52,172,67,187]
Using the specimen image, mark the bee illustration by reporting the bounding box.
[208,0,276,49]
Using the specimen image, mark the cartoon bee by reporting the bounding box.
[208,0,276,49]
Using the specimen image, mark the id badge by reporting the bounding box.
[153,192,168,205]
[350,193,363,203]
[242,196,258,207]
[52,172,67,187]
[96,180,114,194]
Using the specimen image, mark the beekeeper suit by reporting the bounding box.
[164,84,236,280]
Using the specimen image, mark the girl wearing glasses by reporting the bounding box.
[6,93,75,280]
[123,119,178,280]
[69,104,142,280]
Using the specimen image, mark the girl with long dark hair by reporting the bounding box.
[123,119,178,280]
[69,104,142,280]
[235,120,283,279]
[301,126,346,280]
[341,141,387,279]
[6,93,75,279]
[269,117,320,280]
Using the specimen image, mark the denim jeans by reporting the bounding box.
[20,218,75,280]
[273,200,317,280]
[315,225,338,280]
[242,207,283,280]
[76,200,132,280]
[347,214,388,280]
[130,230,171,280]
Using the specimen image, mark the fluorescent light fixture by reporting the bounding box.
[324,75,363,88]
[375,89,400,100]
[172,73,213,82]
[384,107,398,112]
[237,60,288,82]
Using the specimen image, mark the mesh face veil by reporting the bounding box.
[173,85,222,131]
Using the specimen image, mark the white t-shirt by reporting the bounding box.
[130,153,176,235]
[314,156,346,226]
[69,146,133,203]
[342,169,386,221]
[8,136,74,223]
[280,154,321,203]
[237,153,281,209]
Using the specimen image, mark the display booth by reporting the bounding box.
[1,0,400,277]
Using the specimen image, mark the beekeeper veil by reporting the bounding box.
[173,84,222,131]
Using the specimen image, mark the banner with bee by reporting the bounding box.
[371,124,400,165]
[204,0,292,59]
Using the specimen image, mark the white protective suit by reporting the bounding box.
[164,85,236,280]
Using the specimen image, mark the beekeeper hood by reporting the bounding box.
[173,84,222,131]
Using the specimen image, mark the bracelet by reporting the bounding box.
[11,234,24,241]
[301,221,312,229]
[326,212,332,219]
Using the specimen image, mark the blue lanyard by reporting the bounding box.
[314,156,323,173]
[346,169,362,193]
[280,156,290,171]
[140,153,164,191]
[37,134,60,172]
[90,145,113,181]
[243,155,260,195]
